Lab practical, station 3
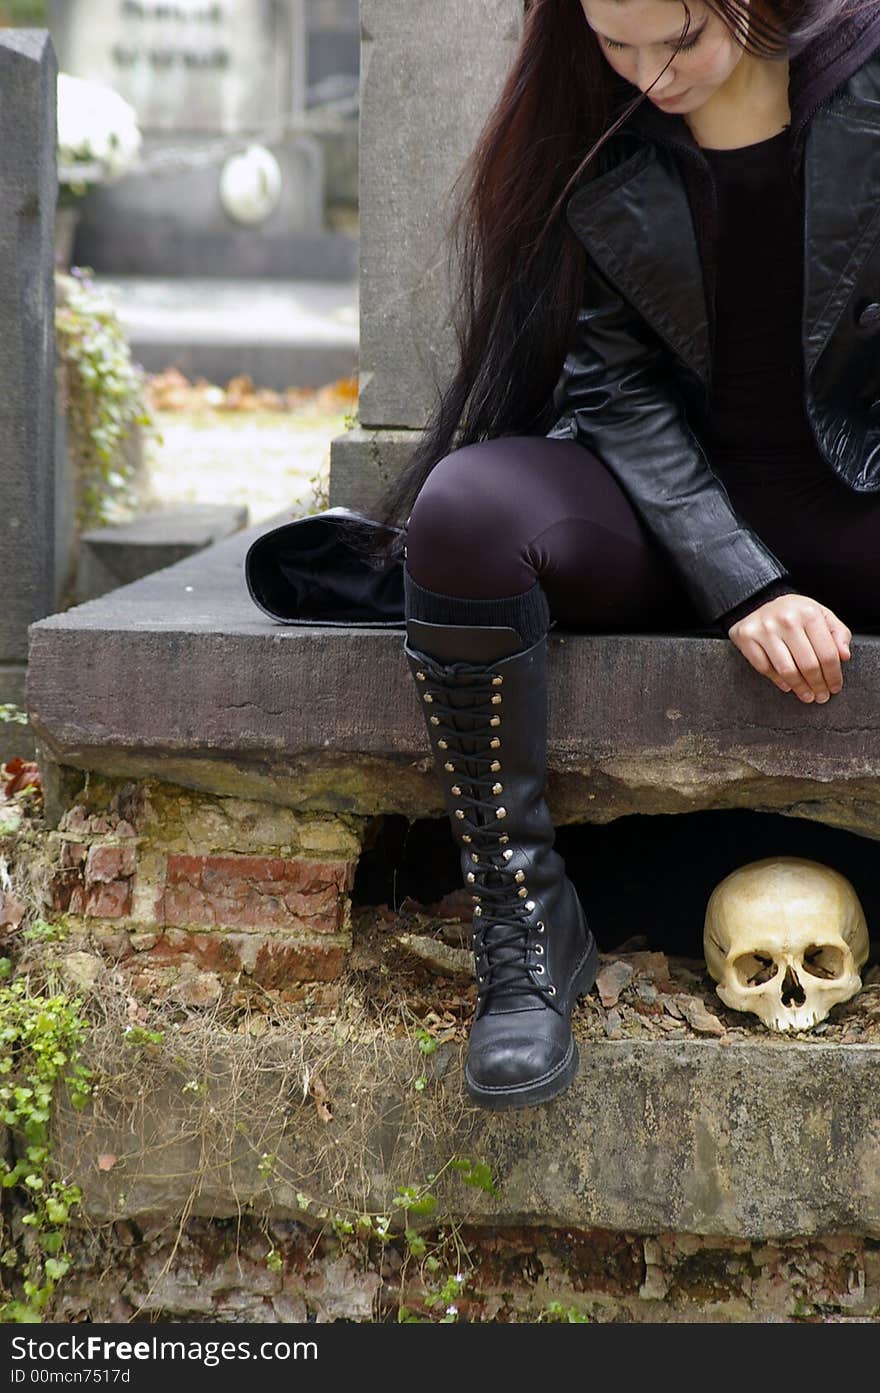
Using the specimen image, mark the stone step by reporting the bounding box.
[25,513,880,839]
[99,275,359,390]
[75,503,250,604]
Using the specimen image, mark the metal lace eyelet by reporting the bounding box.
[496,807,507,820]
[444,762,455,772]
[536,921,545,932]
[492,676,503,686]
[499,834,509,844]
[535,965,545,974]
[438,739,448,749]
[518,887,528,898]
[514,870,525,883]
[502,849,513,861]
[491,694,502,705]
[455,809,465,819]
[423,693,433,703]
[451,784,461,795]
[490,737,501,748]
[492,782,503,794]
[462,834,472,843]
[490,760,501,772]
[466,872,475,884]
[474,906,482,916]
[534,944,544,956]
[547,986,556,997]
[430,716,440,725]
[525,900,536,912]
[416,671,426,681]
[472,852,479,862]
[490,716,501,727]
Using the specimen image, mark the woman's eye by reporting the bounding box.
[601,27,703,53]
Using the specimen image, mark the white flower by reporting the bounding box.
[57,73,142,181]
[445,1304,458,1316]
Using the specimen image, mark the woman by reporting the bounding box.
[370,0,880,1110]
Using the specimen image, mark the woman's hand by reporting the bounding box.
[727,594,852,702]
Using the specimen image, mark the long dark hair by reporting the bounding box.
[367,0,864,560]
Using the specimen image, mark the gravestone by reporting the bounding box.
[0,30,57,761]
[48,0,348,279]
[329,0,524,512]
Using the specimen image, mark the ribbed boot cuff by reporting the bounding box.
[404,567,551,651]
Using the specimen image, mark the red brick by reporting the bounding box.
[60,840,88,869]
[85,843,137,885]
[49,868,84,913]
[85,880,132,919]
[159,854,353,935]
[131,929,346,983]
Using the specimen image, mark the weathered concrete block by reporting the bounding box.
[358,0,523,428]
[24,520,880,834]
[0,31,57,665]
[76,503,250,603]
[49,1031,880,1239]
[329,426,424,514]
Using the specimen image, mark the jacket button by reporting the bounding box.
[857,301,880,329]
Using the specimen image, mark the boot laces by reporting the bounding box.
[415,654,552,1007]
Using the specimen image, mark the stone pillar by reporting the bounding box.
[329,0,524,512]
[0,31,58,760]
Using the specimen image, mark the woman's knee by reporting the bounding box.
[404,441,537,582]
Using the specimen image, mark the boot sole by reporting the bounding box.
[463,927,599,1111]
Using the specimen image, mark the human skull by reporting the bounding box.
[703,857,869,1032]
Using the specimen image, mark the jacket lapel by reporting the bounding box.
[800,69,880,373]
[565,139,712,385]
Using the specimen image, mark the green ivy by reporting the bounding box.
[55,269,152,533]
[0,980,92,1323]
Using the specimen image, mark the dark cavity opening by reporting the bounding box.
[352,808,880,959]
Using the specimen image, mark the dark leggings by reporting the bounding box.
[403,435,880,632]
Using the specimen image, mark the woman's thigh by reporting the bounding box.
[403,435,705,631]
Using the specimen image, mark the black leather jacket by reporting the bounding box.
[546,39,880,625]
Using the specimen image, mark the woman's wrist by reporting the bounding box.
[718,578,798,632]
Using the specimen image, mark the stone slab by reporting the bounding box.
[329,426,422,513]
[71,135,343,281]
[0,664,35,762]
[98,274,358,387]
[76,502,250,602]
[49,1033,880,1238]
[0,31,57,665]
[24,514,880,829]
[358,0,523,428]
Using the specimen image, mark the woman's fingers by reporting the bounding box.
[761,632,826,701]
[801,612,845,694]
[821,606,853,663]
[728,594,853,702]
[735,635,795,694]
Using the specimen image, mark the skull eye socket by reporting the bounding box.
[801,944,846,980]
[732,952,779,988]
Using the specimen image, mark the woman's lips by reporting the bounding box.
[652,88,690,107]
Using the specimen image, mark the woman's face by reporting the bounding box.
[579,0,748,113]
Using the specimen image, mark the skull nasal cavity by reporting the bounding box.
[781,965,806,1007]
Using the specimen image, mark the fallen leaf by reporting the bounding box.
[309,1071,333,1124]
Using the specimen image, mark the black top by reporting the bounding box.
[701,127,817,627]
[701,126,819,479]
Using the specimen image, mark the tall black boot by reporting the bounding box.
[403,582,598,1109]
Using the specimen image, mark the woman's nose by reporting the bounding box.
[636,55,674,94]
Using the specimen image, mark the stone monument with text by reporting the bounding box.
[49,0,353,278]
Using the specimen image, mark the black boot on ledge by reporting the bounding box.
[403,569,598,1109]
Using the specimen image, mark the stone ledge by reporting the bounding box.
[50,1032,880,1240]
[25,518,880,833]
